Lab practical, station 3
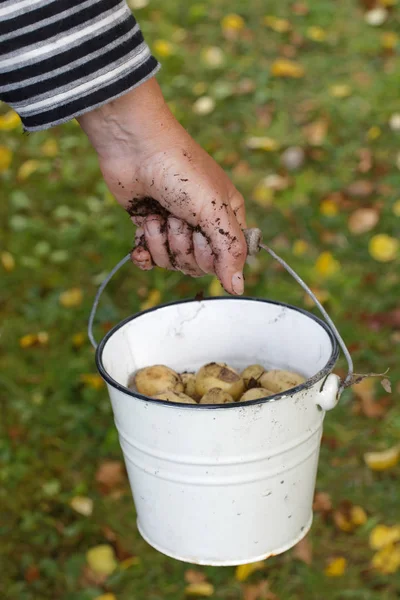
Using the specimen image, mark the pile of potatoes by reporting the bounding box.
[128,362,305,405]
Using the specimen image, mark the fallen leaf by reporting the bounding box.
[303,119,328,145]
[367,126,381,140]
[19,334,38,349]
[320,198,339,216]
[291,3,309,16]
[292,239,309,257]
[208,277,224,297]
[80,373,104,390]
[243,580,278,600]
[271,59,305,78]
[94,594,117,600]
[369,234,398,262]
[306,26,327,42]
[345,180,374,197]
[347,208,379,234]
[263,16,291,33]
[329,84,352,98]
[381,378,391,393]
[393,199,400,216]
[40,138,59,157]
[184,582,214,596]
[235,561,265,582]
[184,570,207,584]
[381,31,398,50]
[246,136,280,151]
[333,503,367,532]
[59,287,83,308]
[201,46,225,68]
[281,146,305,170]
[371,544,400,574]
[192,96,215,115]
[86,544,117,576]
[72,332,86,348]
[357,148,373,173]
[120,556,141,570]
[70,496,93,516]
[1,251,15,272]
[96,460,125,494]
[0,110,21,130]
[221,14,245,34]
[292,535,313,564]
[369,524,400,550]
[364,445,400,471]
[153,39,175,58]
[0,145,13,172]
[140,289,161,310]
[313,491,333,514]
[365,7,388,26]
[24,565,40,583]
[352,377,386,418]
[17,159,40,181]
[315,252,340,277]
[324,557,347,577]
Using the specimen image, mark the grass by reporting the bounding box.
[0,0,399,598]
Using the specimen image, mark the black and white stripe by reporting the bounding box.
[0,0,160,131]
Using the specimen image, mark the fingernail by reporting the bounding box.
[232,272,244,295]
[168,217,184,234]
[145,219,159,237]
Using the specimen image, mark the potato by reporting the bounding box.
[241,364,265,388]
[195,362,245,400]
[133,365,183,396]
[181,372,198,399]
[259,369,305,393]
[240,387,274,402]
[200,388,234,404]
[153,390,197,404]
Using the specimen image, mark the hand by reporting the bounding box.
[78,79,247,295]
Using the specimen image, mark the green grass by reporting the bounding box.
[0,0,399,598]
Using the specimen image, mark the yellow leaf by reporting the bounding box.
[292,239,309,256]
[351,506,367,526]
[364,445,400,470]
[235,561,265,582]
[367,126,381,140]
[153,39,174,58]
[70,495,93,516]
[19,334,38,349]
[315,252,340,277]
[221,14,245,32]
[304,288,330,308]
[252,182,274,207]
[1,251,15,272]
[41,138,59,157]
[263,16,291,33]
[0,110,21,130]
[320,199,338,217]
[80,374,105,390]
[72,332,86,348]
[59,287,83,308]
[246,136,280,151]
[306,26,327,42]
[271,59,305,78]
[0,145,13,172]
[17,159,40,181]
[192,82,207,96]
[371,544,400,574]
[37,331,49,345]
[324,557,347,577]
[184,582,214,596]
[208,278,223,297]
[94,595,117,600]
[381,31,398,49]
[369,524,400,550]
[120,556,141,570]
[86,544,117,576]
[393,200,400,216]
[329,84,352,98]
[140,289,161,310]
[369,234,398,262]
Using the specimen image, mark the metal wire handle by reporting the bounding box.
[88,228,353,397]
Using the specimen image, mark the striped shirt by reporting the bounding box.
[0,0,160,131]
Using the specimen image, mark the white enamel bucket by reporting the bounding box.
[95,296,343,566]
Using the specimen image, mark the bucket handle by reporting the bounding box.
[88,228,353,399]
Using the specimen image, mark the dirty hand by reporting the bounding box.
[78,79,247,295]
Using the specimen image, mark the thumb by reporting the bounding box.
[198,195,247,295]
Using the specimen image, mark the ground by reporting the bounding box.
[0,0,399,599]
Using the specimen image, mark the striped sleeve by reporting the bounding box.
[0,0,160,132]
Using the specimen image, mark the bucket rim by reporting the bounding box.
[96,296,339,409]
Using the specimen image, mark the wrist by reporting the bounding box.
[78,78,174,159]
